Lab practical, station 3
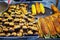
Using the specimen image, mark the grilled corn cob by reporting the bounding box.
[35,2,40,14]
[40,3,45,14]
[32,4,36,15]
[45,17,57,36]
[40,18,50,38]
[53,20,60,34]
[38,18,44,37]
[51,4,59,13]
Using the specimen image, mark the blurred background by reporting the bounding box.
[3,0,60,10]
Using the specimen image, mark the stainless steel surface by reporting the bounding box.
[0,1,8,13]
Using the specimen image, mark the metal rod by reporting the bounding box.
[56,0,59,7]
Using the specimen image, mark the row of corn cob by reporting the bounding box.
[31,2,45,15]
[38,4,60,38]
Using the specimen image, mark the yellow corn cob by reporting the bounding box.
[40,3,45,14]
[35,2,41,14]
[32,4,36,15]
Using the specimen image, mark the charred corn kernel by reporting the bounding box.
[40,3,45,14]
[32,4,36,15]
[51,4,59,13]
[36,2,41,14]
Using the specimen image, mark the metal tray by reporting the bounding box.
[0,2,59,40]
